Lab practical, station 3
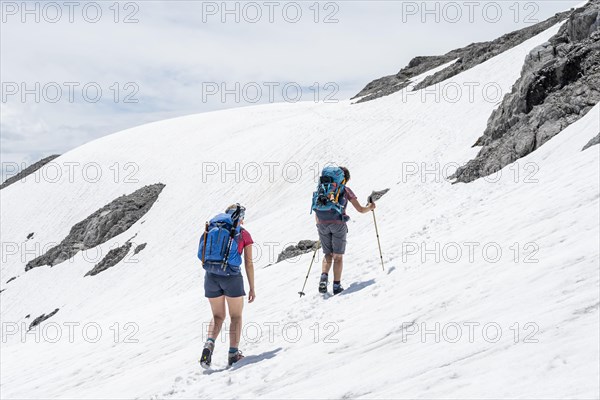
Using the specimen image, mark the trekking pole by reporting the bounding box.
[368,189,389,272]
[298,242,320,298]
[372,210,385,271]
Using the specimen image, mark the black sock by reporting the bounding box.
[334,281,340,285]
[321,273,328,277]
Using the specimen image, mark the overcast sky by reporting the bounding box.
[0,0,582,179]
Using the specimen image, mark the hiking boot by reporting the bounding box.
[318,273,328,294]
[333,283,344,295]
[228,350,244,366]
[199,341,214,369]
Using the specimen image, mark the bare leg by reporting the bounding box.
[226,296,244,349]
[321,254,333,275]
[332,254,344,282]
[207,296,226,340]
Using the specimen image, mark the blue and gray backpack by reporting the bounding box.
[311,166,347,215]
[198,211,243,276]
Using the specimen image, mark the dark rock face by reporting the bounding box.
[6,277,17,284]
[353,11,572,103]
[453,1,600,183]
[28,308,59,330]
[134,243,147,255]
[0,155,60,190]
[25,184,165,271]
[277,240,320,263]
[583,133,600,150]
[85,241,133,277]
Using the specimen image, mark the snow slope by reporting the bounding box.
[1,20,599,399]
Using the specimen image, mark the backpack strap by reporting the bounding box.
[334,179,346,204]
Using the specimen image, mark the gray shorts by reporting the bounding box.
[317,223,348,255]
[204,272,246,298]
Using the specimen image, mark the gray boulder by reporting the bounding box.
[277,240,320,263]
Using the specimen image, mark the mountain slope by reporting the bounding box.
[0,18,598,400]
[352,9,573,103]
[454,0,600,182]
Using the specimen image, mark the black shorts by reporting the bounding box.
[204,272,246,298]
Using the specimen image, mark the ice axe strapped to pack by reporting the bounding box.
[221,204,243,271]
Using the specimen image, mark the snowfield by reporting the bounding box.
[1,20,599,399]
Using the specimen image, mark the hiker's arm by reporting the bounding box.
[349,198,375,214]
[244,245,255,303]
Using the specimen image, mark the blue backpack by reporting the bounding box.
[311,166,346,215]
[198,213,243,276]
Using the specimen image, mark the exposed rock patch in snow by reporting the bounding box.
[28,308,59,331]
[277,240,320,263]
[353,10,572,103]
[85,241,133,277]
[583,133,600,150]
[25,184,165,271]
[134,243,147,255]
[0,155,60,190]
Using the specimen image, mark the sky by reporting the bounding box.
[0,0,583,180]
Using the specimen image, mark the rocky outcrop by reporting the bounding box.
[353,11,572,103]
[352,56,456,103]
[582,133,600,150]
[277,240,320,263]
[453,1,600,183]
[6,277,17,284]
[28,308,59,330]
[25,184,165,270]
[0,155,60,189]
[85,241,133,277]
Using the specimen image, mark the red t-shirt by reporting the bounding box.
[344,186,358,202]
[237,228,254,254]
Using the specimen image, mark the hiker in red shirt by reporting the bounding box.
[198,204,255,368]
